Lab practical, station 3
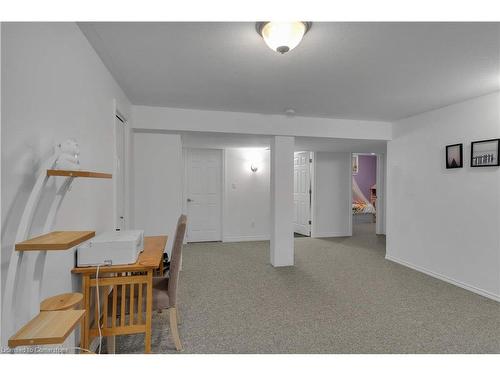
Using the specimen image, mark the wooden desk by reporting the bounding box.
[72,235,167,353]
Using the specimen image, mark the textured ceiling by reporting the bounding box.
[80,22,500,121]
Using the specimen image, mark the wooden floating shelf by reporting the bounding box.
[47,169,112,179]
[8,310,85,348]
[15,231,95,251]
[41,292,83,311]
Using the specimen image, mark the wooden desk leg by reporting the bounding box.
[82,274,91,350]
[145,270,153,353]
[159,260,164,276]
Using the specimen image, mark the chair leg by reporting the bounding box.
[168,307,183,351]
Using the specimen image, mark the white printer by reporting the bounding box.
[77,230,144,267]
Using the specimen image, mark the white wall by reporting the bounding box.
[223,148,270,242]
[132,131,182,256]
[132,138,357,249]
[312,152,352,238]
[131,105,392,253]
[1,22,131,345]
[387,92,500,301]
[132,105,392,141]
[132,139,271,248]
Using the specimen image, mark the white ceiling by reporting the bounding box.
[80,22,500,121]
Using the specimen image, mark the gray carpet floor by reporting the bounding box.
[114,223,500,354]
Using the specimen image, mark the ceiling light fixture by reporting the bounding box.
[256,22,312,54]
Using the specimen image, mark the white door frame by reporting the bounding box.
[183,147,223,242]
[310,152,317,237]
[113,101,130,231]
[221,149,227,242]
[348,153,354,236]
[375,153,386,235]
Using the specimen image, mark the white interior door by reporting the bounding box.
[186,148,222,242]
[114,114,126,231]
[293,151,311,236]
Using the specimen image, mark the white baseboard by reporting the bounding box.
[312,232,350,238]
[223,235,269,243]
[385,254,500,302]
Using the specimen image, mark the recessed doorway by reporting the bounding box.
[351,153,385,236]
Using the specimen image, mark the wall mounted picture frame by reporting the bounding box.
[446,143,463,169]
[471,138,500,167]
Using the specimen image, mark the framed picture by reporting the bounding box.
[352,155,359,174]
[471,139,500,167]
[446,143,463,169]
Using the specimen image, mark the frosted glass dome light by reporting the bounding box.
[256,22,312,54]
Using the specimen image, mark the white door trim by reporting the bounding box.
[182,147,188,244]
[348,153,353,236]
[376,153,386,235]
[349,152,385,236]
[221,149,227,242]
[310,152,316,237]
[113,100,129,231]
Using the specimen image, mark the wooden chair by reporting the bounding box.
[152,214,187,351]
[93,272,151,352]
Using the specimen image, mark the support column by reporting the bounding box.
[270,136,295,267]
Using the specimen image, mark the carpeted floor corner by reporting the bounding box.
[113,223,500,354]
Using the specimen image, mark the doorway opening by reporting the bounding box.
[351,153,378,236]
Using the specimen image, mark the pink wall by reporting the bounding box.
[353,155,376,201]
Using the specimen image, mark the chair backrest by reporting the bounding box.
[168,214,187,306]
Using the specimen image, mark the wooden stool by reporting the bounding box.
[40,292,83,311]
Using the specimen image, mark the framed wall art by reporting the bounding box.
[471,139,500,167]
[446,143,463,169]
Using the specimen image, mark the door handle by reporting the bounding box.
[187,198,193,202]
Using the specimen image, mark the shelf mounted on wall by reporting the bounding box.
[3,148,112,349]
[47,169,112,179]
[8,310,86,348]
[15,231,95,251]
